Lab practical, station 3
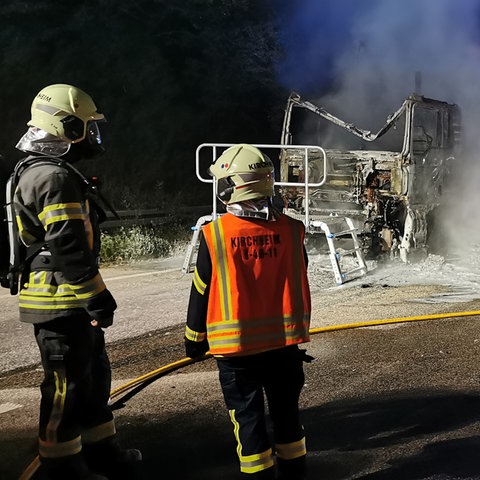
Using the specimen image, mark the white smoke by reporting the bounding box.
[325,0,480,126]
[277,0,480,253]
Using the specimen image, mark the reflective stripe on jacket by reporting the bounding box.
[19,271,106,312]
[202,212,311,355]
[14,160,110,322]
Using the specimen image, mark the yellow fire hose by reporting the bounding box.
[109,356,207,401]
[309,309,480,334]
[19,309,480,479]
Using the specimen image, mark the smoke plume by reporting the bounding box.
[275,0,480,252]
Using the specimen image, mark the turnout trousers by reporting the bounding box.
[34,314,115,460]
[216,345,307,476]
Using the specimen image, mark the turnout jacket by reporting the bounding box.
[186,211,311,356]
[13,158,116,323]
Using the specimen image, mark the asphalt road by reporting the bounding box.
[2,254,480,480]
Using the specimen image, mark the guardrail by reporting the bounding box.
[101,206,213,229]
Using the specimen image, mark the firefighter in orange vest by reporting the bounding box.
[185,144,312,480]
[13,84,141,479]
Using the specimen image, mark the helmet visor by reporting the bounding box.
[78,120,106,158]
[86,120,103,147]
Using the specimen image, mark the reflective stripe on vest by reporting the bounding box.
[203,213,311,355]
[210,219,233,321]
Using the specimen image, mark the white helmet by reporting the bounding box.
[209,144,275,204]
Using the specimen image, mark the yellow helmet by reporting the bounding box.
[28,84,104,143]
[209,144,275,204]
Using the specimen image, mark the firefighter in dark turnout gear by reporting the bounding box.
[13,84,141,480]
[185,144,312,480]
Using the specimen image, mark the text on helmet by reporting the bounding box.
[248,161,273,170]
[36,93,52,102]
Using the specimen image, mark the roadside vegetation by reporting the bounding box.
[100,219,192,264]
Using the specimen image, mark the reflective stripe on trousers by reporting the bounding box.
[217,346,307,474]
[35,315,115,458]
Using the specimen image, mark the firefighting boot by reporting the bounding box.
[40,452,109,480]
[240,466,276,479]
[82,436,142,479]
[276,455,307,480]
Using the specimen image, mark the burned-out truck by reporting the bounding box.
[278,91,462,262]
[185,91,462,283]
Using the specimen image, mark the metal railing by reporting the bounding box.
[195,143,327,227]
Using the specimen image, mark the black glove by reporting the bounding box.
[185,337,209,359]
[86,289,117,327]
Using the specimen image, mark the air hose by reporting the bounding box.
[18,309,480,480]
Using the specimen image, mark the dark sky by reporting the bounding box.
[3,0,480,210]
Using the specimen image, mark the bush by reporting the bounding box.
[100,221,191,264]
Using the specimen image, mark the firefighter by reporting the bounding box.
[185,144,312,480]
[13,84,141,480]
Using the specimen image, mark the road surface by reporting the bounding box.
[2,252,480,479]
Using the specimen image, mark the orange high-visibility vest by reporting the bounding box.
[202,212,311,355]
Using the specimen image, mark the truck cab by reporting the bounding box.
[279,92,462,260]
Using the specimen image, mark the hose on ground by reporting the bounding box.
[110,309,480,403]
[19,309,480,480]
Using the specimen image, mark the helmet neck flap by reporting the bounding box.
[16,125,105,162]
[226,198,273,220]
[15,127,70,157]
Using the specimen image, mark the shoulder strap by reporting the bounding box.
[62,160,119,221]
[13,155,119,221]
[4,156,117,295]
